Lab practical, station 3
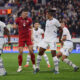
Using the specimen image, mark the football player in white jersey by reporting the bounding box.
[56,22,79,72]
[34,8,62,74]
[0,21,10,76]
[24,22,51,68]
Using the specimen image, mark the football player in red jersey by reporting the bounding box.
[15,9,35,72]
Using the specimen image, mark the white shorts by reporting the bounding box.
[33,42,39,50]
[60,41,73,56]
[39,39,57,50]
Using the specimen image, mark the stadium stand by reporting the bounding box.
[0,0,80,37]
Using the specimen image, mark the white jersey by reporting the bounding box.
[33,28,44,43]
[0,21,6,37]
[44,18,61,42]
[62,27,71,41]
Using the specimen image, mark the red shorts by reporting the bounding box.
[19,40,33,47]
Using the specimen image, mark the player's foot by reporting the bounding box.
[33,68,40,74]
[74,66,79,72]
[48,64,51,68]
[3,71,7,76]
[24,64,29,68]
[17,67,22,72]
[54,70,59,74]
[53,69,59,74]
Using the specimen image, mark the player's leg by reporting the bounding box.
[24,42,37,67]
[50,42,59,74]
[43,53,50,68]
[0,41,7,76]
[28,45,36,70]
[51,50,59,74]
[17,47,23,72]
[56,51,62,58]
[34,47,46,74]
[24,54,31,67]
[62,50,79,72]
[36,47,46,69]
[36,40,47,69]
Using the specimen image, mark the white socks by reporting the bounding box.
[53,56,59,72]
[36,55,42,68]
[63,58,77,68]
[43,54,50,65]
[26,55,31,65]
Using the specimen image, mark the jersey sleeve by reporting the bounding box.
[55,19,61,28]
[15,18,19,25]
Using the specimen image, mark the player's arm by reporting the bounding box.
[58,27,63,42]
[41,29,44,39]
[29,18,33,41]
[61,35,66,41]
[57,27,63,46]
[4,27,10,44]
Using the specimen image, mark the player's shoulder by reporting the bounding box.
[0,21,6,27]
[63,27,69,32]
[38,28,44,33]
[53,18,59,22]
[17,17,22,19]
[16,17,22,21]
[27,17,32,21]
[0,21,5,24]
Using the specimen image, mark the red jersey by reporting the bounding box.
[15,17,32,41]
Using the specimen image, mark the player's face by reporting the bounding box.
[21,11,28,18]
[46,12,51,19]
[34,23,39,29]
[46,12,49,19]
[61,23,65,28]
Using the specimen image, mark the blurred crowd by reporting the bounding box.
[0,0,80,37]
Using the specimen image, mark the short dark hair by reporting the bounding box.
[22,8,28,12]
[34,21,39,24]
[47,8,56,16]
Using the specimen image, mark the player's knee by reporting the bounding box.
[62,58,64,61]
[19,50,23,54]
[51,50,56,57]
[39,47,45,56]
[19,48,23,54]
[62,56,67,61]
[29,50,33,54]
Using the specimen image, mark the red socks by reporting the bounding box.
[18,53,35,66]
[30,53,35,64]
[18,54,22,66]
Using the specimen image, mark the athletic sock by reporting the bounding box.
[36,55,42,68]
[43,54,50,65]
[18,54,22,66]
[63,58,77,68]
[30,53,35,64]
[26,54,31,65]
[53,56,59,72]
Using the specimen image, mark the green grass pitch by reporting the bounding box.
[0,53,80,80]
